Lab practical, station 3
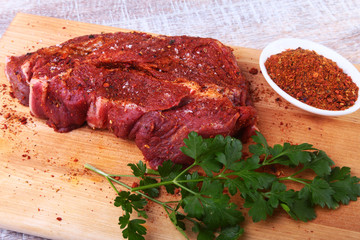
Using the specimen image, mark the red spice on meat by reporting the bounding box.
[264,47,359,110]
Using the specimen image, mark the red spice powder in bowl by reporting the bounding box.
[259,38,360,116]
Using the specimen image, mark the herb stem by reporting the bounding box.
[289,167,307,178]
[174,181,200,196]
[86,164,172,209]
[131,178,204,192]
[85,163,133,191]
[174,162,196,182]
[85,164,196,223]
[262,153,287,165]
[107,177,120,194]
[109,174,138,178]
[279,176,312,185]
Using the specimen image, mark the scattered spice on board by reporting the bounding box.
[249,67,259,75]
[264,47,359,110]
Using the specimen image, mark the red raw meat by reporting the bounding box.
[5,31,256,169]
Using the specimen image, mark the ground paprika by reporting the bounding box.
[264,47,358,110]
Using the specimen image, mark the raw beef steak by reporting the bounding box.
[5,31,256,168]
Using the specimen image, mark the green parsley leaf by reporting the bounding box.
[327,167,360,204]
[139,177,159,198]
[86,130,360,240]
[229,156,276,190]
[216,225,244,240]
[158,160,183,194]
[244,191,273,222]
[304,150,334,177]
[128,161,147,178]
[121,219,147,240]
[288,196,317,222]
[181,132,208,160]
[192,223,215,240]
[300,177,336,209]
[200,179,223,197]
[224,178,246,196]
[114,191,148,219]
[250,131,270,156]
[182,195,204,219]
[216,137,242,169]
[200,195,244,229]
[267,181,296,208]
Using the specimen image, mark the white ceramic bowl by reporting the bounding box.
[259,38,360,116]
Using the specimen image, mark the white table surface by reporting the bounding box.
[1,0,360,239]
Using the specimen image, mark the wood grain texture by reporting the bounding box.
[0,13,360,240]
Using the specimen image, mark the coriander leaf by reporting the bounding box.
[184,193,244,230]
[304,150,334,177]
[248,143,268,157]
[200,195,244,229]
[269,142,315,166]
[114,191,148,219]
[327,166,351,181]
[244,192,273,222]
[286,151,311,165]
[216,225,244,240]
[267,181,296,208]
[200,179,223,197]
[244,172,276,190]
[158,160,183,194]
[288,196,317,222]
[181,132,225,176]
[236,156,261,171]
[182,195,204,219]
[128,161,147,178]
[197,136,228,175]
[215,137,242,169]
[158,160,183,179]
[198,153,223,177]
[192,223,215,240]
[119,212,130,229]
[229,157,276,190]
[139,177,159,198]
[284,142,314,152]
[181,132,208,160]
[181,171,202,198]
[303,177,336,209]
[330,177,356,204]
[224,178,246,196]
[271,180,287,192]
[269,144,283,156]
[121,219,147,240]
[251,131,270,152]
[327,167,360,205]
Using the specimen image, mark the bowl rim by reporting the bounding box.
[259,38,360,116]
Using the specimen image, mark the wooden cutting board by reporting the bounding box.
[0,13,359,240]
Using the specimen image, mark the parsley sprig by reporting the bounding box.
[85,131,360,240]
